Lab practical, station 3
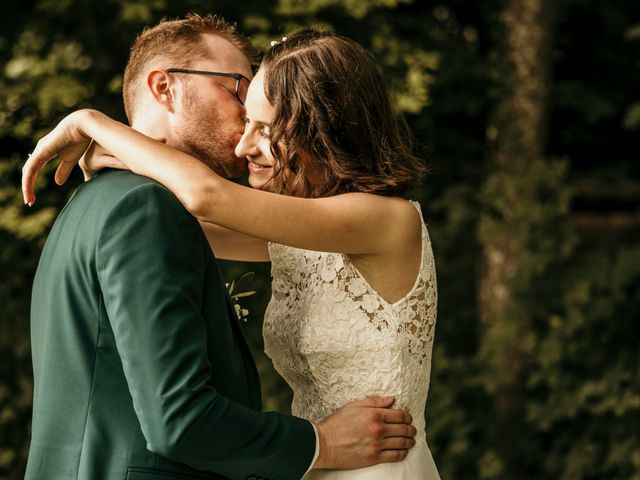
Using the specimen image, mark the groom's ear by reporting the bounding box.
[146,69,176,112]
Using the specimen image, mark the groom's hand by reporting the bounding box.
[312,396,416,470]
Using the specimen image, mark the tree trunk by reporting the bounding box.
[478,0,558,477]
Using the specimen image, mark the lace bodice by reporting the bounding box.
[263,201,437,438]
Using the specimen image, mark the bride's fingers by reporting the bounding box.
[55,158,77,186]
[22,122,92,203]
[55,142,91,185]
[22,148,55,205]
[22,130,68,203]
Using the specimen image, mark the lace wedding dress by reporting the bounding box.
[263,201,440,479]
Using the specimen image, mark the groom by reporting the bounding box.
[24,13,415,480]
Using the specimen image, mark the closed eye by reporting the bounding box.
[259,126,271,139]
[243,116,271,140]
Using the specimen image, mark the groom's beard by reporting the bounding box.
[174,89,247,179]
[179,135,246,179]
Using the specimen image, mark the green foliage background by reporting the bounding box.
[0,1,638,478]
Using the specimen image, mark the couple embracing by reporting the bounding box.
[22,13,440,480]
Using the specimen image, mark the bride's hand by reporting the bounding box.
[79,142,127,181]
[22,109,96,206]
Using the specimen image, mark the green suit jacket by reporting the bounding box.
[25,170,315,480]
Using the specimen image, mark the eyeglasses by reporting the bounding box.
[166,68,250,105]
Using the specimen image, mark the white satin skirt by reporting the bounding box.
[303,437,440,480]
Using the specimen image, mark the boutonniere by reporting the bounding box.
[226,272,256,322]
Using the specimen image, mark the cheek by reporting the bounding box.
[203,94,242,124]
[259,138,276,162]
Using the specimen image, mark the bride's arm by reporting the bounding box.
[77,143,270,262]
[199,222,269,262]
[23,109,419,256]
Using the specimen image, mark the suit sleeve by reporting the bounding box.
[96,182,315,479]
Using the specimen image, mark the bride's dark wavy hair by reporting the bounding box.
[261,28,428,198]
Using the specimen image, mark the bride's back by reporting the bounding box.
[263,200,440,478]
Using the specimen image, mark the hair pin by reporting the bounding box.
[270,36,288,47]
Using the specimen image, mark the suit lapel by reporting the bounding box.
[223,288,263,410]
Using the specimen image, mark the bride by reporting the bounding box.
[23,28,440,479]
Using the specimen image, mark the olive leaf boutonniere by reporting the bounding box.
[226,272,256,322]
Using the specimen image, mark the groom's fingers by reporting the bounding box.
[380,408,413,425]
[378,449,409,463]
[381,436,416,450]
[383,423,417,439]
